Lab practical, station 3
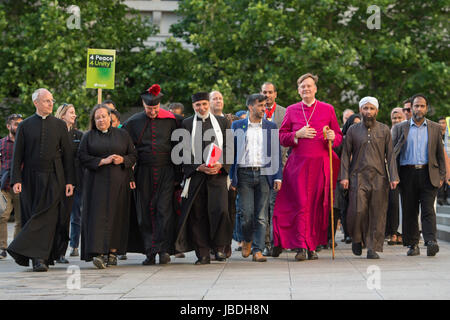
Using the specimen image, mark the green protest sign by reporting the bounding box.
[86,48,116,89]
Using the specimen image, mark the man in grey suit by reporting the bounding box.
[392,94,445,257]
[260,82,287,256]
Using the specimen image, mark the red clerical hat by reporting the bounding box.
[141,84,164,106]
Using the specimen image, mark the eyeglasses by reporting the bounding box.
[41,99,56,104]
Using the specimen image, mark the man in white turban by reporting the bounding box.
[339,96,399,259]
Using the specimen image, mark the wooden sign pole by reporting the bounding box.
[97,88,102,104]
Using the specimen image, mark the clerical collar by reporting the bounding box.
[302,99,316,107]
[99,128,109,133]
[36,112,49,119]
[196,111,210,122]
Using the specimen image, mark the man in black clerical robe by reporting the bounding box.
[7,88,74,271]
[175,92,233,265]
[339,97,399,259]
[123,84,182,265]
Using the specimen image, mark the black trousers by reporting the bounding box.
[327,208,340,242]
[438,183,448,202]
[399,166,438,246]
[385,187,400,236]
[337,184,350,238]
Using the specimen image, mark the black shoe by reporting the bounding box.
[56,255,69,264]
[437,199,444,206]
[69,248,79,257]
[345,236,352,244]
[234,247,242,252]
[93,255,107,269]
[352,242,362,256]
[316,246,322,252]
[327,240,337,249]
[295,248,307,261]
[142,254,156,265]
[407,245,420,256]
[107,254,118,266]
[215,251,226,261]
[194,256,210,265]
[367,249,379,259]
[262,246,272,257]
[32,259,48,272]
[307,250,318,260]
[271,246,283,257]
[426,241,439,257]
[0,249,7,259]
[118,254,127,260]
[159,252,171,264]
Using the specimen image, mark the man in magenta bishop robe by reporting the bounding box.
[272,73,343,261]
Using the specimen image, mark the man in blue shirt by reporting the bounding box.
[392,94,446,257]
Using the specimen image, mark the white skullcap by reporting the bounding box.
[359,96,379,109]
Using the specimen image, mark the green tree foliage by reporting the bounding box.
[1,0,448,136]
[0,0,155,134]
[158,0,449,123]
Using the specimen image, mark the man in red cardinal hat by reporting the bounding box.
[122,84,183,265]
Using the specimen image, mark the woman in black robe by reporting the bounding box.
[79,104,137,269]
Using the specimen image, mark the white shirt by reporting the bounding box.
[241,119,263,167]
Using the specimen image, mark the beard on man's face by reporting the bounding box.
[362,114,376,126]
[413,112,425,121]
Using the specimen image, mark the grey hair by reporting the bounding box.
[32,88,49,102]
[209,90,222,99]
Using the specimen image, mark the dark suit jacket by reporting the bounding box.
[229,118,283,189]
[392,119,446,187]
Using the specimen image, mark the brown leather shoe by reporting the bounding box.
[242,242,252,258]
[225,245,232,258]
[252,251,267,262]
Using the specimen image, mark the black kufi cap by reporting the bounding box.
[191,92,210,103]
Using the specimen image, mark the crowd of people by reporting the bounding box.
[0,72,448,272]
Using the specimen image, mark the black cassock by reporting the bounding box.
[78,127,137,261]
[122,110,182,256]
[7,114,74,266]
[175,115,233,259]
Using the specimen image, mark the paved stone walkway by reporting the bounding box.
[0,222,449,300]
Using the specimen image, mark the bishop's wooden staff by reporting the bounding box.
[323,125,335,260]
